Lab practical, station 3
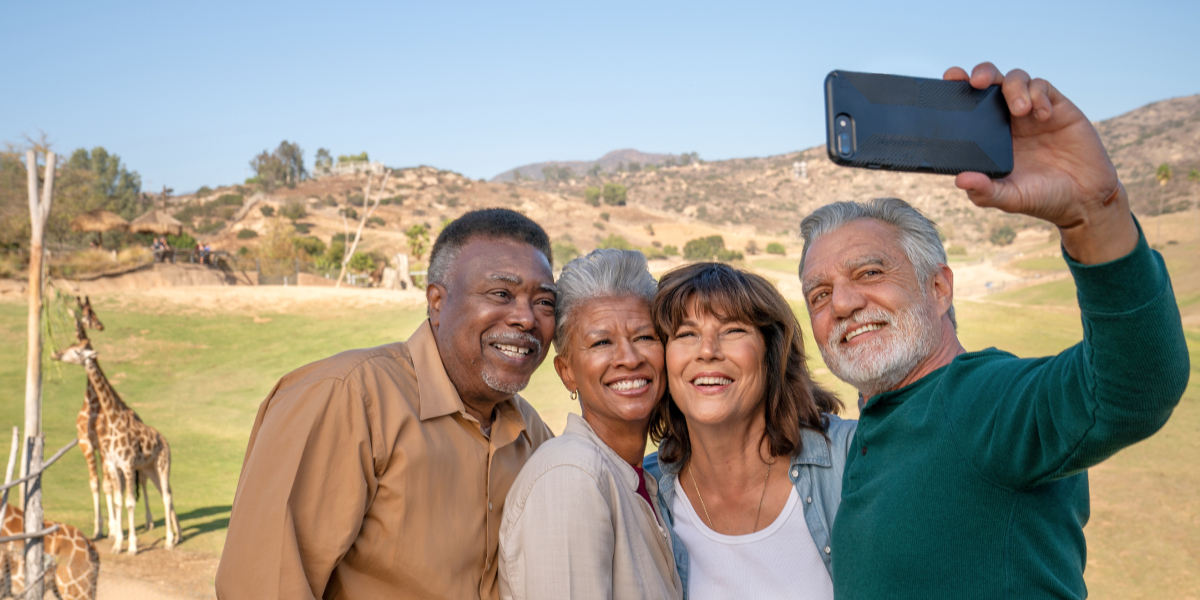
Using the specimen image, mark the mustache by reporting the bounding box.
[828,308,895,346]
[482,331,544,355]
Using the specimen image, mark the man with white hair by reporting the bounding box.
[799,62,1189,599]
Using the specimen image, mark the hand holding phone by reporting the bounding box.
[825,70,1013,177]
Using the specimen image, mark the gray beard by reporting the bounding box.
[819,304,941,399]
[481,370,529,395]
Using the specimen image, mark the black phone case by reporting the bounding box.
[825,70,1013,177]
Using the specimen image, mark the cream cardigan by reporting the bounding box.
[499,413,683,600]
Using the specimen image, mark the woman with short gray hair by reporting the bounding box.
[498,249,683,600]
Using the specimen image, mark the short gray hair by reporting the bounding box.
[554,249,658,353]
[799,198,955,329]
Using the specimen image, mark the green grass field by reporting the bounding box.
[751,256,800,274]
[1,239,1197,597]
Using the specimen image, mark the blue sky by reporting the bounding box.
[3,0,1197,192]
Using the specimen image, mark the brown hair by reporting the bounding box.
[649,262,842,466]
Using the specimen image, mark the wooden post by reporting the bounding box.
[24,150,53,600]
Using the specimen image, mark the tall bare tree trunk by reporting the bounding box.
[24,150,54,600]
[335,170,391,288]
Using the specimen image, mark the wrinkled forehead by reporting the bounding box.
[801,219,909,281]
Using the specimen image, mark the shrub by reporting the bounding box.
[196,186,213,198]
[348,251,375,273]
[584,187,601,206]
[989,225,1016,246]
[368,216,385,226]
[281,199,307,221]
[340,207,359,220]
[947,245,967,255]
[600,212,610,222]
[593,222,605,230]
[765,242,786,255]
[260,205,275,217]
[640,246,666,260]
[236,229,258,240]
[716,249,744,262]
[293,236,327,258]
[236,246,250,257]
[602,183,627,206]
[552,241,580,266]
[197,219,224,234]
[293,223,312,234]
[663,245,679,256]
[745,240,759,255]
[683,235,727,260]
[217,194,244,206]
[321,195,338,207]
[167,232,197,249]
[598,234,632,251]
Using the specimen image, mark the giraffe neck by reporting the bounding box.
[83,357,126,418]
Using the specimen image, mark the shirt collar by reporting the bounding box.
[565,413,641,491]
[408,320,530,443]
[791,425,832,468]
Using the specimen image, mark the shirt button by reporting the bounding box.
[791,469,799,478]
[806,496,813,504]
[488,502,494,511]
[861,445,868,456]
[824,546,831,555]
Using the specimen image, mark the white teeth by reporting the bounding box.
[608,379,649,391]
[693,376,733,386]
[494,343,531,358]
[844,323,883,342]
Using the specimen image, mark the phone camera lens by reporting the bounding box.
[838,133,852,157]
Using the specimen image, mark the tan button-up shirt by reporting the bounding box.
[499,413,683,600]
[216,321,554,600]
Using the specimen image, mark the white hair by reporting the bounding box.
[554,249,658,353]
[799,197,955,329]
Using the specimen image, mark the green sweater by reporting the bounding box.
[831,230,1190,600]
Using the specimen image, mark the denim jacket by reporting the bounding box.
[642,414,857,598]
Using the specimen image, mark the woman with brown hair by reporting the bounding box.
[643,262,855,600]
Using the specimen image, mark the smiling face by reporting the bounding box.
[801,219,944,396]
[665,302,767,429]
[554,296,665,437]
[428,237,557,408]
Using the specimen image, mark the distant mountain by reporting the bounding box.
[491,149,685,182]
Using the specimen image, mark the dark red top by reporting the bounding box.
[633,465,659,521]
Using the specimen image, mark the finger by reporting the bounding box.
[943,66,969,82]
[1029,78,1052,121]
[1002,69,1033,117]
[969,62,1004,89]
[955,172,1021,213]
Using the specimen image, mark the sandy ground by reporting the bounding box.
[93,540,219,600]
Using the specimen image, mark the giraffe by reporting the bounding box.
[69,298,152,541]
[52,338,179,555]
[0,503,99,600]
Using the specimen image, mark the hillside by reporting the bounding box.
[491,149,678,182]
[502,93,1200,250]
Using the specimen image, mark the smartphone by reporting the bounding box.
[824,70,1013,178]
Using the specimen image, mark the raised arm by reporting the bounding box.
[499,465,615,600]
[216,377,378,599]
[941,63,1189,488]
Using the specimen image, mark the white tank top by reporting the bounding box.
[672,479,833,600]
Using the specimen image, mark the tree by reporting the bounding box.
[250,150,286,191]
[314,148,333,176]
[588,164,603,177]
[598,234,632,250]
[602,183,627,206]
[627,162,641,173]
[684,235,726,260]
[552,240,580,266]
[989,224,1016,246]
[765,242,786,255]
[584,186,601,206]
[338,152,369,163]
[745,240,759,255]
[65,147,144,219]
[406,224,430,260]
[335,169,391,287]
[276,141,306,186]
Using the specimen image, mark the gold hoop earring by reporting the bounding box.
[570,390,579,401]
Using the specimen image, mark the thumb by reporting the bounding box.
[955,172,1021,212]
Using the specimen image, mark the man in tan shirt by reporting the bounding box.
[216,208,558,599]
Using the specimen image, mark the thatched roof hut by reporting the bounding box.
[129,210,184,236]
[70,209,129,233]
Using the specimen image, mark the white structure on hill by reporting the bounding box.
[315,160,386,178]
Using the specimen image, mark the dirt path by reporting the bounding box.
[94,540,218,600]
